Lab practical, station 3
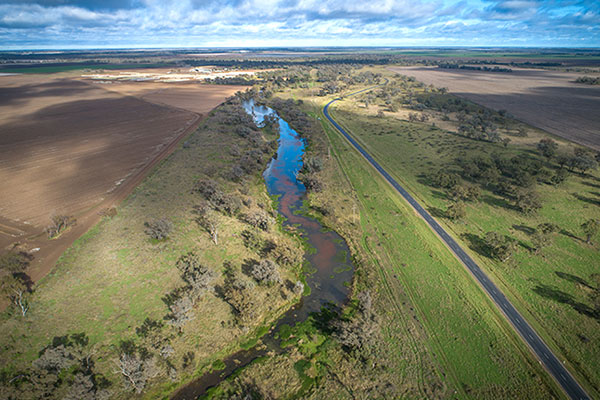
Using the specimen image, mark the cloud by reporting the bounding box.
[0,0,598,48]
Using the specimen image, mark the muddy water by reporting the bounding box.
[172,100,354,399]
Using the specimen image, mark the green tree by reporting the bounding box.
[536,138,558,159]
[446,201,467,221]
[514,189,542,214]
[484,232,517,262]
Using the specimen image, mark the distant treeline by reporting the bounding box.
[207,76,259,85]
[575,76,600,85]
[438,63,513,73]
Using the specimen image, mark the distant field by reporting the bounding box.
[93,81,246,114]
[0,63,168,74]
[390,66,600,150]
[0,74,242,281]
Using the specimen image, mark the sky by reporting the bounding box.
[0,0,598,49]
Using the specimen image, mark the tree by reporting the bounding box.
[449,184,480,202]
[536,138,558,159]
[144,218,173,240]
[549,168,569,185]
[193,204,219,245]
[446,201,466,221]
[115,341,158,393]
[222,274,256,323]
[46,215,76,239]
[531,230,550,254]
[514,189,542,214]
[429,170,459,189]
[175,252,216,297]
[249,259,281,285]
[484,232,517,262]
[245,210,273,231]
[581,219,600,244]
[0,251,32,317]
[332,291,378,352]
[537,222,559,235]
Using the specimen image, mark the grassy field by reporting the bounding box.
[204,90,562,399]
[320,71,600,396]
[0,97,305,399]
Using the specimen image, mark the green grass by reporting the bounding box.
[326,91,600,397]
[315,106,561,398]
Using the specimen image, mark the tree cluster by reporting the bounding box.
[332,291,379,353]
[1,333,110,400]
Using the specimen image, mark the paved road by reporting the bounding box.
[323,86,590,400]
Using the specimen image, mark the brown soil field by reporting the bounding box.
[91,81,245,114]
[389,66,600,150]
[0,74,245,283]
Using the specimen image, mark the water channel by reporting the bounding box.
[172,99,355,399]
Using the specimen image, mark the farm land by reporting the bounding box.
[1,49,600,399]
[0,72,245,282]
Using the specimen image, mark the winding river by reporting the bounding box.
[172,100,354,399]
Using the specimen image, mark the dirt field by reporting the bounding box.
[0,74,245,282]
[92,81,245,114]
[389,66,600,150]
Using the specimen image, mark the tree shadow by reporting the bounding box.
[559,228,582,242]
[241,258,259,277]
[573,193,600,207]
[555,271,591,288]
[512,224,536,235]
[517,241,533,252]
[461,232,490,258]
[581,181,600,190]
[428,206,446,219]
[430,190,448,201]
[532,284,598,320]
[481,194,513,211]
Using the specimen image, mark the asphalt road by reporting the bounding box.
[323,86,590,400]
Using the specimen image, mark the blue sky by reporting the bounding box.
[0,0,598,49]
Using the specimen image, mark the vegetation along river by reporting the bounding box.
[172,100,355,399]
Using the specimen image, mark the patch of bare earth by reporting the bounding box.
[389,66,600,150]
[0,75,243,282]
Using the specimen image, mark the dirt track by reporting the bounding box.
[389,66,600,150]
[0,75,244,282]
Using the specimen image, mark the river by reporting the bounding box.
[172,99,354,399]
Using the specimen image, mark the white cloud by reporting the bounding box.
[0,0,598,48]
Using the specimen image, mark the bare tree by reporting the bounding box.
[193,204,220,245]
[115,342,158,393]
[0,251,32,317]
[46,215,76,239]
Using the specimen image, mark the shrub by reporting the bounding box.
[249,259,281,285]
[144,218,173,240]
[245,210,273,231]
[46,215,76,238]
[223,275,256,323]
[176,252,217,296]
